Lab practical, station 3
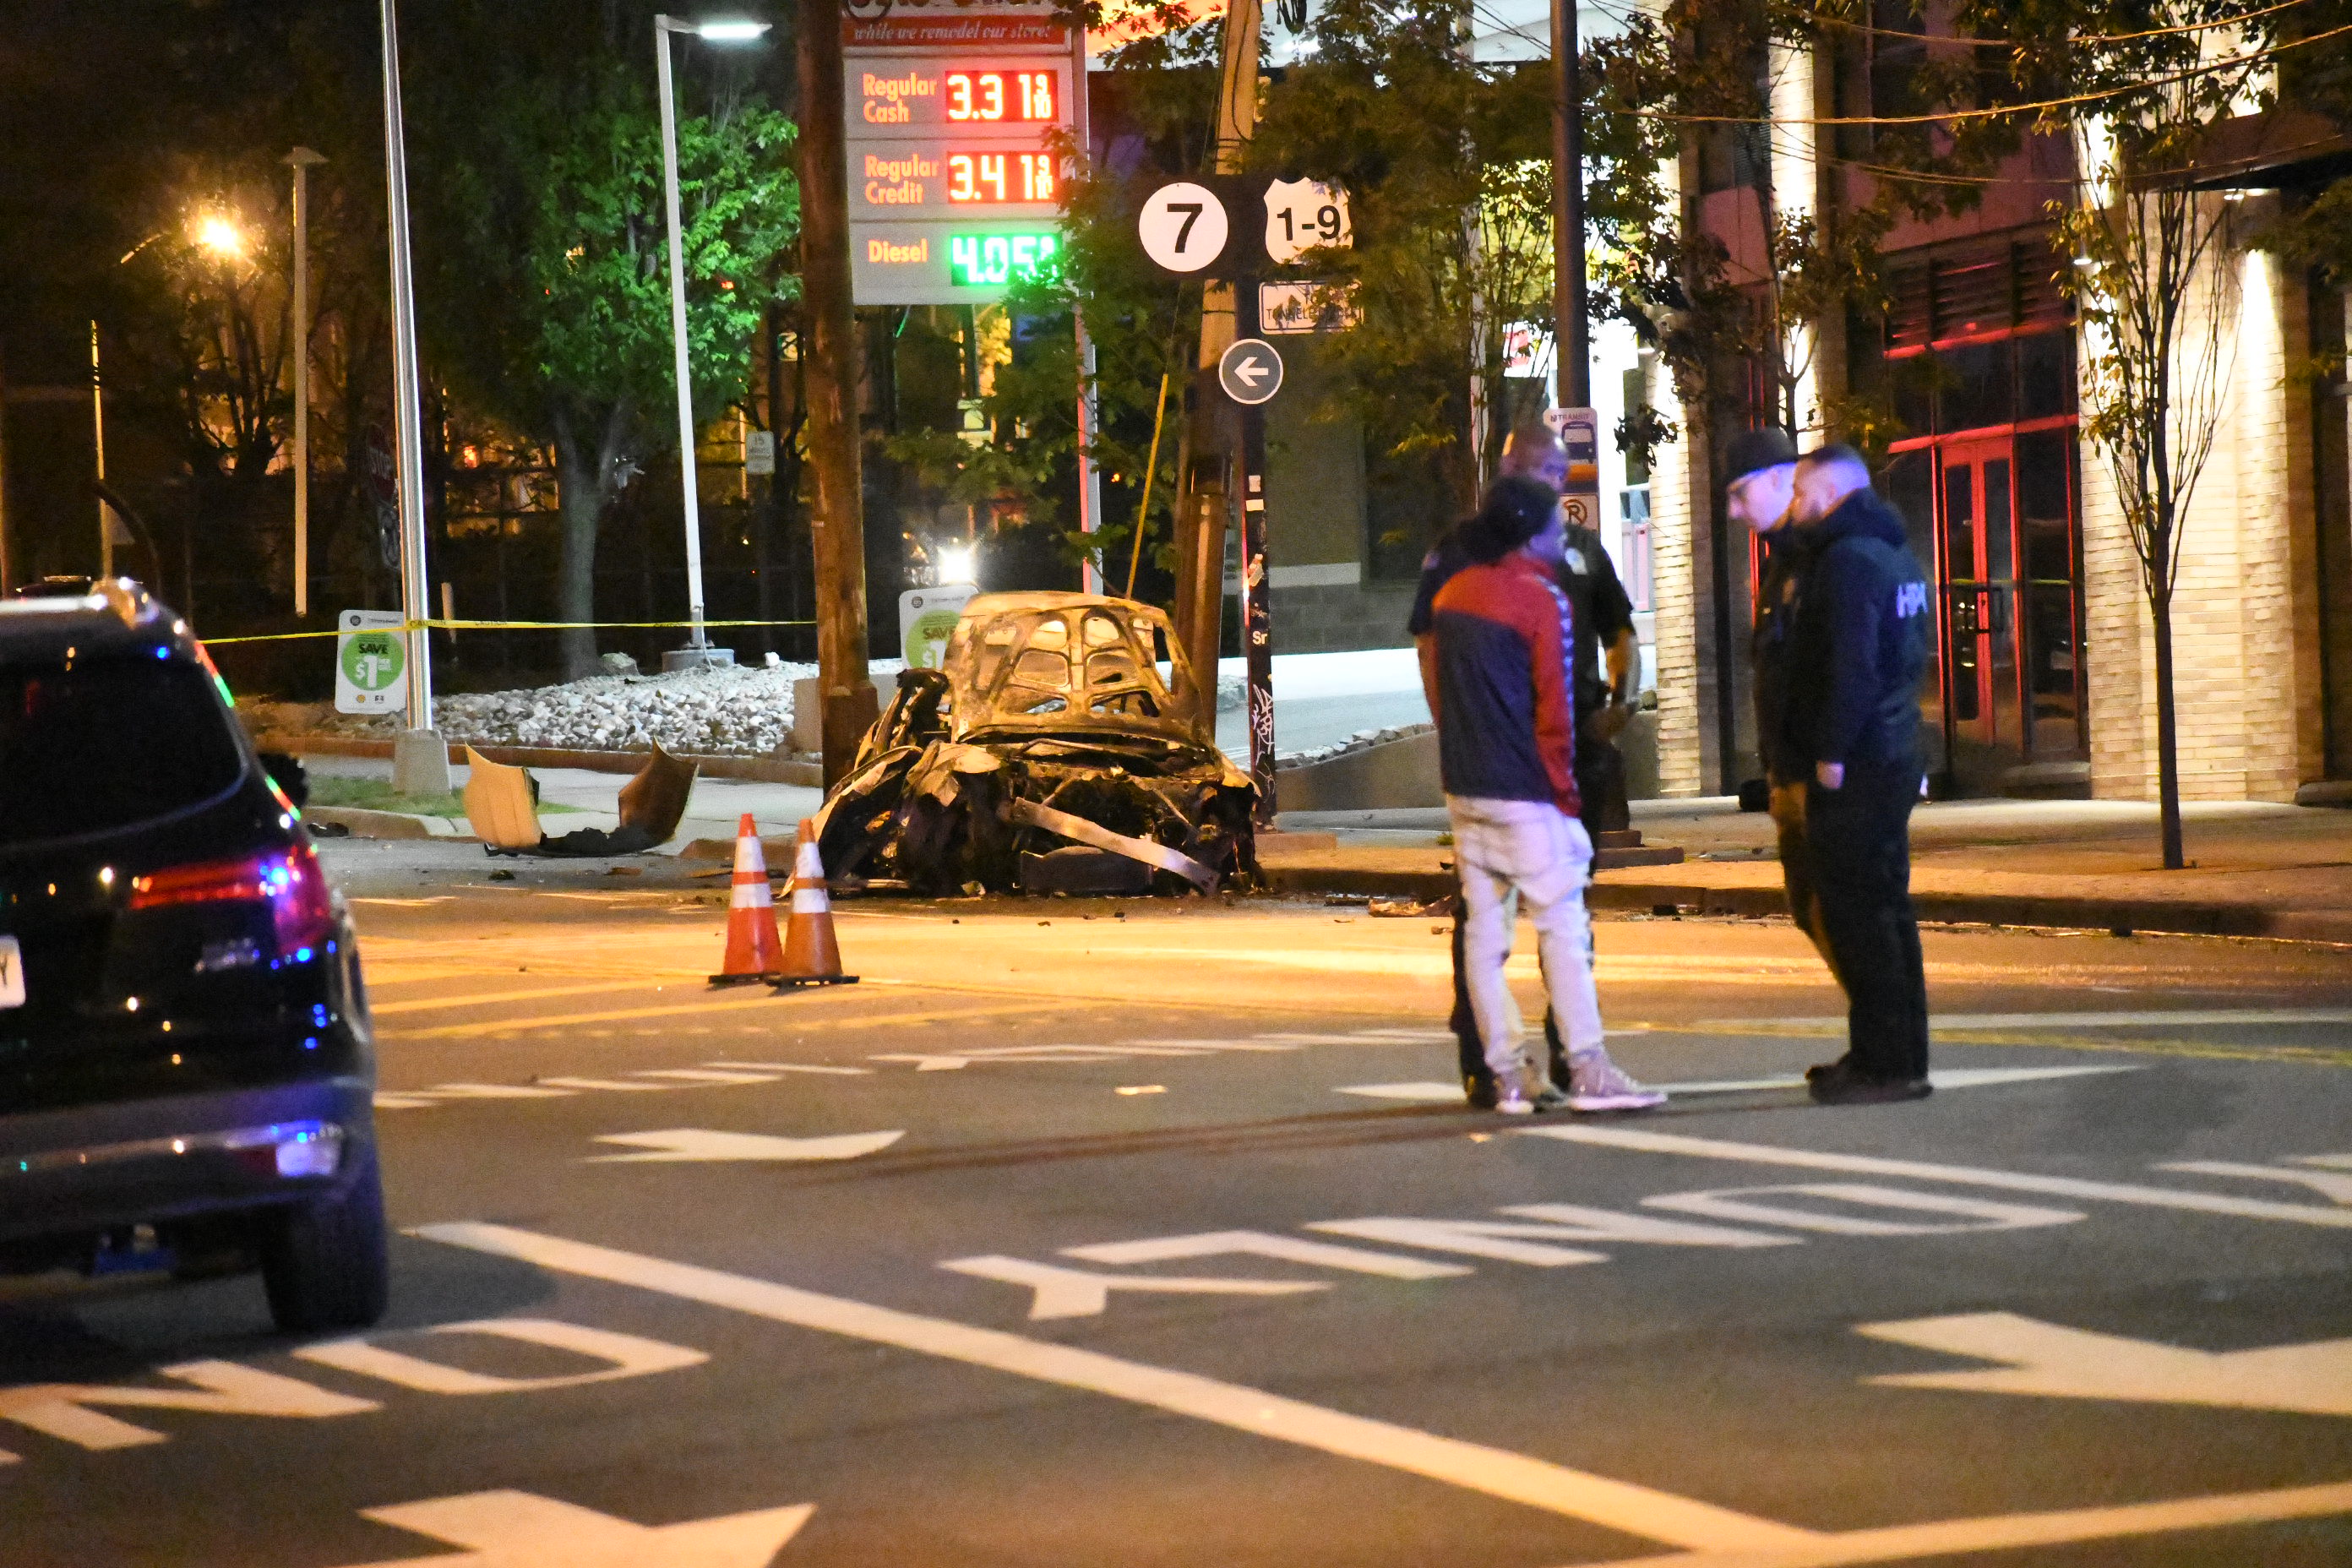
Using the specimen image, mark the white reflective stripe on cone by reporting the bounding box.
[734,841,767,876]
[732,881,775,909]
[791,887,829,914]
[794,842,825,879]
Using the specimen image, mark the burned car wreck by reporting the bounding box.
[810,593,1260,896]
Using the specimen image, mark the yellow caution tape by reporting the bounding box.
[202,617,818,645]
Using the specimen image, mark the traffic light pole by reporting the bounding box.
[798,0,877,785]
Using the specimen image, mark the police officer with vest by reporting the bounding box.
[1777,443,1936,1104]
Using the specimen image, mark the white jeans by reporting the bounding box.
[1446,795,1605,1082]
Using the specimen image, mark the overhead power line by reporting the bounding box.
[1614,18,2352,126]
[1805,0,2320,52]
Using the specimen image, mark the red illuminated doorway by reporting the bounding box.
[1906,428,2084,792]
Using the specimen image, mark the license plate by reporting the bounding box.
[0,937,21,1010]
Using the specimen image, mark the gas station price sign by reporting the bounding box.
[846,2,1077,306]
[856,59,1070,134]
[853,145,1059,220]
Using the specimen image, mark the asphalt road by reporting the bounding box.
[5,840,2350,1566]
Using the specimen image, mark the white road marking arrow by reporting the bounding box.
[1859,1313,2352,1417]
[588,1128,903,1163]
[334,1489,812,1567]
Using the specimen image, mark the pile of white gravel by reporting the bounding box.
[244,659,905,758]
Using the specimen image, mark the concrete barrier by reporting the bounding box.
[1276,729,1443,813]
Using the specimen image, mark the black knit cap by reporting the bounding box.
[1723,427,1799,485]
[1462,475,1560,564]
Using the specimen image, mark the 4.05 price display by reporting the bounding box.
[948,151,1056,204]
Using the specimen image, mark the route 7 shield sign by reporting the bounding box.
[335,609,409,716]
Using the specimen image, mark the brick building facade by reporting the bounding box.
[1638,41,2352,805]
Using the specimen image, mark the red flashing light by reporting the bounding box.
[131,844,333,956]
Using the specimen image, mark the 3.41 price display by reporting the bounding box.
[946,69,1056,122]
[947,151,1055,204]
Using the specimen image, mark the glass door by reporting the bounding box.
[1938,440,2025,788]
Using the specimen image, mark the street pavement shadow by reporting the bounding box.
[0,1233,554,1378]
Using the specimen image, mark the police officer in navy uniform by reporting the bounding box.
[1556,504,1641,834]
[1778,444,1936,1104]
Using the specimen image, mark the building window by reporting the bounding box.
[1620,487,1653,612]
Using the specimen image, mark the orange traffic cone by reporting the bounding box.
[774,819,858,989]
[709,814,787,985]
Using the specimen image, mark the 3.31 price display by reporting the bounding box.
[946,68,1056,122]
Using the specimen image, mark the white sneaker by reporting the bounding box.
[1567,1054,1667,1112]
[1494,1084,1536,1114]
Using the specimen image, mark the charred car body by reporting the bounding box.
[812,593,1258,896]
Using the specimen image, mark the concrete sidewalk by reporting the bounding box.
[1265,797,2352,945]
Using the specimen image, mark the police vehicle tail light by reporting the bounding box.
[223,1120,346,1179]
[131,843,335,961]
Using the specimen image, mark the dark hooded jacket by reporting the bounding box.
[1751,525,1816,785]
[1781,487,1931,770]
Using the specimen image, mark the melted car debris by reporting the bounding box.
[811,593,1260,896]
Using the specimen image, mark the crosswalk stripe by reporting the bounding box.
[415,1222,1818,1553]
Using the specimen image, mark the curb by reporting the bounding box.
[256,732,825,787]
[305,805,471,841]
[1258,863,2352,945]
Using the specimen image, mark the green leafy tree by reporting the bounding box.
[1987,0,2311,868]
[1582,0,2019,453]
[412,3,798,677]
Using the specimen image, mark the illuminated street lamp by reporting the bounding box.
[193,213,247,261]
[654,14,772,672]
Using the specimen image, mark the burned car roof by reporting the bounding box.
[942,592,1212,751]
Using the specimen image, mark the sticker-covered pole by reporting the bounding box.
[1238,283,1275,826]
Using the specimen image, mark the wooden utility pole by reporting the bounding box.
[798,0,876,785]
[1550,0,1588,406]
[1172,0,1261,702]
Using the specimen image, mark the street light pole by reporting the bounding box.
[378,0,444,792]
[653,15,770,673]
[286,146,328,618]
[1551,0,1589,407]
[655,17,714,669]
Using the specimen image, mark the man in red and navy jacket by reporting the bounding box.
[1426,476,1664,1117]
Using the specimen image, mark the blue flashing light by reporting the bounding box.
[293,945,314,963]
[154,645,171,660]
[302,1036,319,1051]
